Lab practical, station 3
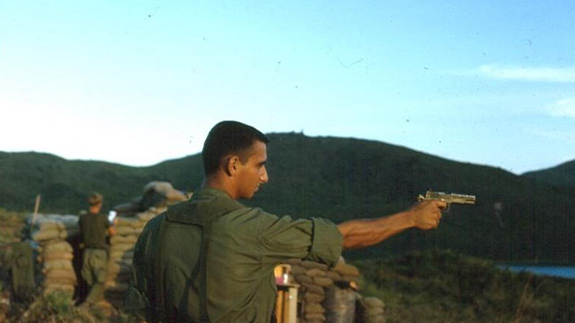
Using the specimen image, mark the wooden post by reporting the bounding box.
[31,194,41,228]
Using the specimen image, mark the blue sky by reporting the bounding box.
[1,0,573,174]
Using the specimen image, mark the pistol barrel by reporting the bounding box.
[422,191,476,205]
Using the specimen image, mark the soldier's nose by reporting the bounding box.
[260,168,269,183]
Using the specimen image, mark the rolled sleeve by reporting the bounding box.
[259,212,343,266]
[305,217,343,267]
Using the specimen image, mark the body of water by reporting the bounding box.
[498,265,575,279]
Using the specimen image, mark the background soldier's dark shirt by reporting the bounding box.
[79,212,111,250]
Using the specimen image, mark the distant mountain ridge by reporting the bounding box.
[521,160,575,188]
[1,133,573,263]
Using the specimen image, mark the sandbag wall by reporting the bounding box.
[31,214,79,297]
[285,258,385,323]
[104,207,165,306]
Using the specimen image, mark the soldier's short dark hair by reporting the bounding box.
[88,192,103,206]
[202,121,269,175]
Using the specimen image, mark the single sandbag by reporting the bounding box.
[306,268,326,277]
[43,259,73,271]
[42,252,74,262]
[325,270,342,282]
[45,268,77,279]
[313,276,333,287]
[43,240,73,253]
[35,220,64,232]
[334,263,360,277]
[301,261,328,271]
[33,229,61,241]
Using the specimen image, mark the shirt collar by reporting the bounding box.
[193,187,233,200]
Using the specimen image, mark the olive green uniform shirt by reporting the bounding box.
[127,188,343,322]
[79,212,111,251]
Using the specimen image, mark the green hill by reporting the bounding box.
[522,160,575,188]
[354,250,575,322]
[1,133,573,263]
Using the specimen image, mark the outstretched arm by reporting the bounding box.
[337,200,446,250]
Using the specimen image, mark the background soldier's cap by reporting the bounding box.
[88,192,103,206]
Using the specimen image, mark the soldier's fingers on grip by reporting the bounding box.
[436,201,447,210]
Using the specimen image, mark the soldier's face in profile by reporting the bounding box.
[235,141,269,199]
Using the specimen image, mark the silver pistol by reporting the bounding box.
[417,190,476,211]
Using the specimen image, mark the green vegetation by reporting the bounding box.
[1,133,574,263]
[2,290,138,323]
[7,291,93,322]
[355,250,575,323]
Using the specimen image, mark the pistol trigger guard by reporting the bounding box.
[443,203,451,213]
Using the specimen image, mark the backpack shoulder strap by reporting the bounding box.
[154,196,244,322]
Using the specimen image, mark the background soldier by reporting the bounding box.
[79,192,115,307]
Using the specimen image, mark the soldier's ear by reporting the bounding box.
[224,155,240,176]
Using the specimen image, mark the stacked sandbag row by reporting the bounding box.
[356,296,386,323]
[31,215,80,297]
[285,259,334,323]
[105,207,165,306]
[38,240,77,296]
[0,210,26,244]
[31,215,79,242]
[286,258,379,323]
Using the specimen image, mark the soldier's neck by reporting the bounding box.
[202,175,237,200]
